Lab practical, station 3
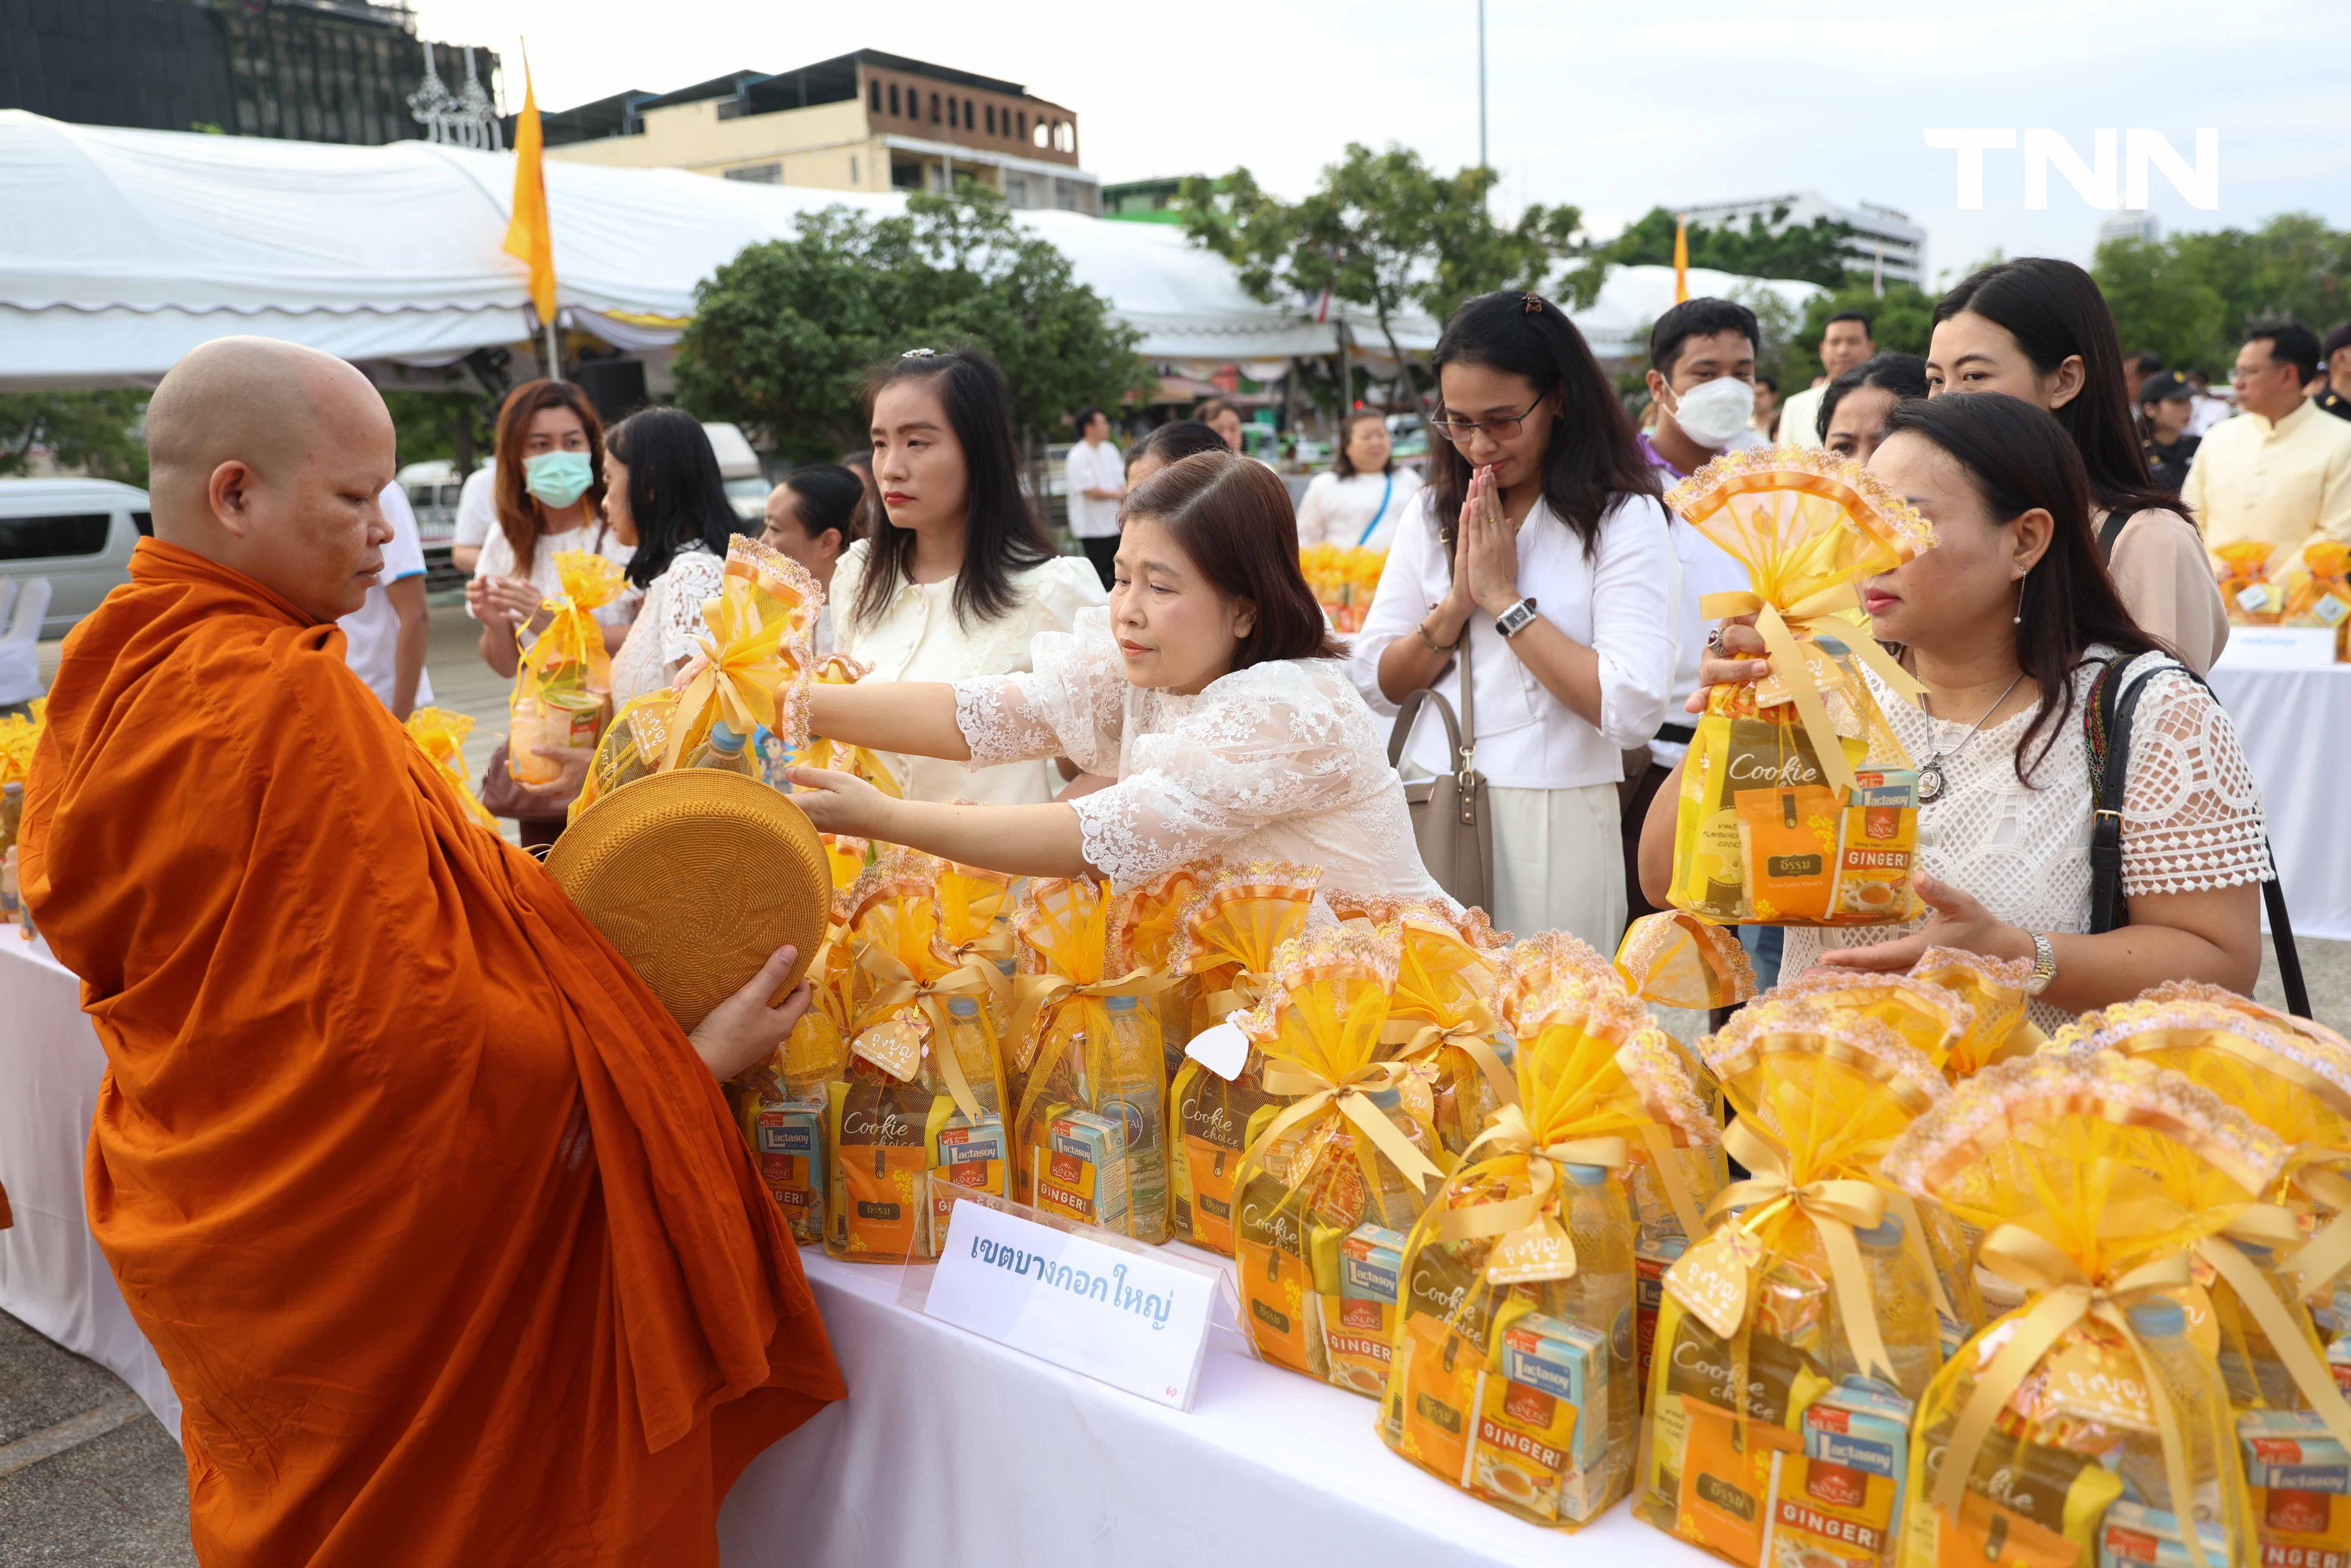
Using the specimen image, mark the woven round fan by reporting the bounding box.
[545,770,829,1031]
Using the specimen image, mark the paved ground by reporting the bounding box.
[6,597,2348,1558]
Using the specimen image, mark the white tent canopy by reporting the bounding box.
[0,111,1816,390]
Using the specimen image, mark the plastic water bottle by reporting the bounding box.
[1557,1163,1638,1488]
[2117,1296,2233,1532]
[1100,994,1169,1243]
[1844,1213,1944,1400]
[940,995,1001,1118]
[687,719,759,778]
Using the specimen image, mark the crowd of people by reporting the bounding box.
[20,244,2349,1563]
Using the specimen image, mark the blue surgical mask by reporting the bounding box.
[523,450,594,509]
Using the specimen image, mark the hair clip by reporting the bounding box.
[901,347,938,359]
[1521,293,1544,314]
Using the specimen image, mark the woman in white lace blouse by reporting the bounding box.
[1639,392,2266,1032]
[602,408,739,707]
[790,452,1448,907]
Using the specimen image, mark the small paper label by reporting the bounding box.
[2238,582,2276,614]
[2313,593,2351,627]
[1185,1022,1250,1082]
[1487,1219,1579,1285]
[1665,1229,1762,1339]
[851,1018,923,1081]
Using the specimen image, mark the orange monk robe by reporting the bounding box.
[22,539,844,1566]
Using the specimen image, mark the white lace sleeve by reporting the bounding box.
[952,608,1127,772]
[1069,662,1363,884]
[2120,663,2271,895]
[656,550,726,668]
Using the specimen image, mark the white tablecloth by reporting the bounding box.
[2207,661,2351,942]
[0,934,182,1434]
[1,929,1707,1567]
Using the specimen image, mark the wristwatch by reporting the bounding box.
[1494,596,1540,639]
[2023,931,2057,995]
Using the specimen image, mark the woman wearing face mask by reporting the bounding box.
[1817,353,1929,464]
[1928,258,2227,672]
[1639,394,2266,1033]
[466,379,637,680]
[829,347,1106,806]
[789,452,1446,906]
[1295,411,1424,550]
[1353,290,1675,946]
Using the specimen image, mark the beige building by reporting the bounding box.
[537,49,1098,214]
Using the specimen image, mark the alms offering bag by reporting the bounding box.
[1663,447,1935,927]
[1380,936,1717,1528]
[507,549,624,784]
[1882,1051,2288,1568]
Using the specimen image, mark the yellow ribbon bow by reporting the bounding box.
[850,941,997,1125]
[1379,998,1517,1108]
[1245,1056,1449,1204]
[1700,583,1926,798]
[0,701,42,787]
[1942,1228,2209,1568]
[664,573,795,769]
[2198,1203,2351,1450]
[403,707,497,827]
[2288,1164,2351,1296]
[1707,1117,1899,1389]
[516,549,623,697]
[1430,1102,1630,1284]
[1007,968,1178,1074]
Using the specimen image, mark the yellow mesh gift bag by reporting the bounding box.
[2057,991,2351,1455]
[1635,998,1952,1567]
[825,850,1011,1263]
[1664,447,1936,928]
[1112,865,1207,1089]
[2282,541,2351,657]
[1163,862,1322,1253]
[2216,539,2285,625]
[403,706,496,827]
[1907,946,2049,1077]
[800,652,910,796]
[1380,958,1718,1527]
[660,537,823,771]
[507,549,624,784]
[1383,913,1517,1157]
[1226,926,1447,1387]
[1005,877,1173,1240]
[1614,910,1758,1014]
[1882,1052,2289,1568]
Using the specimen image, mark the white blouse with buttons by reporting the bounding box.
[1349,488,1679,789]
[828,540,1108,804]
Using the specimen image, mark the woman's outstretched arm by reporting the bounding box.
[807,680,971,762]
[787,766,1091,878]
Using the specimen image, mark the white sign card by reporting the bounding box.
[924,1196,1217,1410]
[2215,626,2341,670]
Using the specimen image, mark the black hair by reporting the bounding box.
[854,347,1056,633]
[1934,258,2182,528]
[778,463,866,546]
[1431,290,1661,560]
[1331,410,1393,478]
[1817,353,1929,441]
[837,449,872,471]
[1131,419,1227,471]
[2247,320,2323,383]
[2323,323,2351,363]
[1825,310,1876,337]
[604,406,738,590]
[1649,297,1762,377]
[2127,349,2165,376]
[1755,373,1780,395]
[1881,394,2161,786]
[1074,406,1106,436]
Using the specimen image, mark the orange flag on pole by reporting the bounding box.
[1672,213,1689,303]
[503,48,557,326]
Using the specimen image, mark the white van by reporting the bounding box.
[703,422,772,523]
[0,477,148,637]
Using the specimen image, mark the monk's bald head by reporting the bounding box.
[144,337,396,623]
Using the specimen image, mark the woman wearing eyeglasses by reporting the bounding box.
[1352,291,1677,947]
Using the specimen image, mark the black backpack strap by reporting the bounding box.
[2083,655,2313,1017]
[2097,508,2135,563]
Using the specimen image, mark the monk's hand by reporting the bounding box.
[785,765,890,839]
[689,945,811,1081]
[519,744,593,803]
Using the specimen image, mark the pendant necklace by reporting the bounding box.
[1916,671,2026,804]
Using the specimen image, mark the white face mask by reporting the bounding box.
[1666,375,1755,450]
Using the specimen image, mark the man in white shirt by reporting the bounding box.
[1777,311,1877,450]
[340,481,433,719]
[1063,407,1125,588]
[449,464,496,574]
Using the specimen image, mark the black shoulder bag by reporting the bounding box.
[2084,656,2311,1017]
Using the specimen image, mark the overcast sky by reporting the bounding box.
[417,0,2351,291]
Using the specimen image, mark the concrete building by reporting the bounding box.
[1677,190,1928,288]
[536,49,1097,214]
[2099,209,2163,248]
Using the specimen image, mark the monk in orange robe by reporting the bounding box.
[22,337,843,1566]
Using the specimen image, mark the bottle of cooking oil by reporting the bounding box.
[1099,994,1168,1243]
[1844,1213,1943,1401]
[1555,1163,1637,1485]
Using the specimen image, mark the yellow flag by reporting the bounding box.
[502,49,557,325]
[1673,213,1689,304]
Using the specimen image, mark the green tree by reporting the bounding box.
[2090,238,2228,375]
[381,389,497,474]
[1591,205,1861,290]
[1775,280,1938,388]
[2093,214,2351,376]
[673,190,1150,463]
[0,390,150,486]
[1177,145,1583,412]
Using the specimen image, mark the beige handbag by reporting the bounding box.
[1387,630,1494,912]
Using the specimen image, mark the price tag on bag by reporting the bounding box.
[925,1199,1216,1410]
[1184,1021,1249,1082]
